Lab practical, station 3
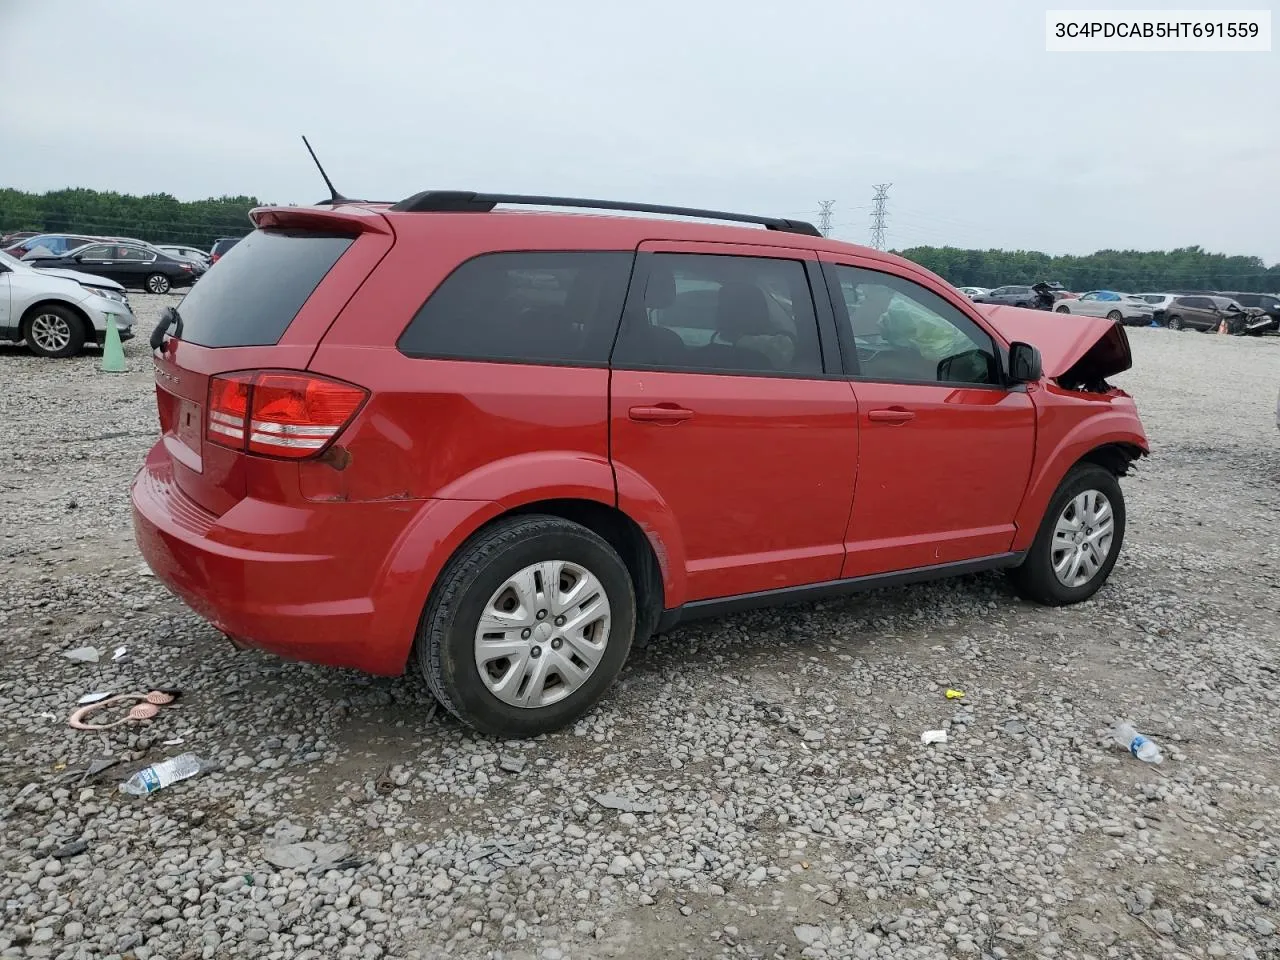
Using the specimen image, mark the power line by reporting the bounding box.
[816,200,835,238]
[869,183,892,251]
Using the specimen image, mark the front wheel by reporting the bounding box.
[22,306,86,358]
[1007,464,1125,606]
[415,515,636,738]
[1055,305,1070,314]
[146,273,171,294]
[1106,310,1123,322]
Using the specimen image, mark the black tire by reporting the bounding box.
[22,305,86,358]
[1168,315,1184,331]
[1055,305,1070,314]
[146,273,171,294]
[1106,310,1122,322]
[1007,463,1126,607]
[415,514,636,738]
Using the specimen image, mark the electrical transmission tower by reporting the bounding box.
[816,200,835,237]
[869,183,892,250]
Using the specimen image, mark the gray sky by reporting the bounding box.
[2,0,1276,263]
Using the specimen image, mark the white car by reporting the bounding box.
[1130,293,1177,323]
[0,249,135,357]
[1053,290,1153,326]
[955,286,990,299]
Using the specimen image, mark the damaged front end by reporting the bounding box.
[973,304,1134,394]
[1055,322,1132,394]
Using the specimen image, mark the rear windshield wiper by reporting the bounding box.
[150,306,184,351]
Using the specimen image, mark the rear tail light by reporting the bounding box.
[206,371,367,459]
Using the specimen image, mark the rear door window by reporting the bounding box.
[397,251,634,365]
[612,253,823,376]
[175,230,354,347]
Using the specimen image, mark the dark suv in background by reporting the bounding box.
[1219,292,1280,333]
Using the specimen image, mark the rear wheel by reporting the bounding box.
[1168,315,1185,331]
[415,515,635,738]
[1055,305,1070,314]
[146,273,171,294]
[1007,463,1125,606]
[1106,310,1122,322]
[22,305,86,358]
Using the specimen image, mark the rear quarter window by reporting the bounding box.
[397,251,634,365]
[175,230,354,347]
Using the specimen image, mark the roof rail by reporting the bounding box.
[385,191,823,237]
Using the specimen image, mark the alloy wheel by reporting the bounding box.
[29,313,72,353]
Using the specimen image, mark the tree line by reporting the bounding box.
[0,188,261,250]
[896,244,1280,294]
[3,187,1277,293]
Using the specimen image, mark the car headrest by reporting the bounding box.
[644,263,675,309]
[715,282,773,339]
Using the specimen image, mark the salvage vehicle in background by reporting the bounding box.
[1131,293,1177,325]
[156,244,212,268]
[27,240,199,294]
[971,284,1038,307]
[5,232,99,259]
[0,249,134,357]
[132,191,1149,739]
[955,286,990,299]
[1053,290,1153,325]
[1163,295,1261,333]
[209,236,242,263]
[1219,291,1280,334]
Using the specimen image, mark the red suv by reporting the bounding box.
[132,192,1148,738]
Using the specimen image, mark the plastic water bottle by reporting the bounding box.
[118,753,205,796]
[1111,723,1163,764]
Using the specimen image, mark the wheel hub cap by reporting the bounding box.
[1051,489,1115,588]
[474,560,612,709]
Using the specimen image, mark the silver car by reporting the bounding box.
[0,250,135,357]
[156,244,211,267]
[1053,290,1154,326]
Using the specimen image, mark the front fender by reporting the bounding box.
[1012,401,1148,552]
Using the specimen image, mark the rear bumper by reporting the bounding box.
[130,445,429,675]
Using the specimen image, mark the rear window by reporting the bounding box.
[212,238,242,255]
[175,230,353,347]
[397,251,634,365]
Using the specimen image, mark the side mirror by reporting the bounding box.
[1008,342,1043,383]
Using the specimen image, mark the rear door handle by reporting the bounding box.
[628,404,694,423]
[868,407,915,424]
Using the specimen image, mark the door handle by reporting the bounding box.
[868,407,915,424]
[628,404,694,424]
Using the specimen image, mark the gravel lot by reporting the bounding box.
[1,294,1278,960]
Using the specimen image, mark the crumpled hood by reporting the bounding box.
[37,268,125,291]
[974,304,1132,380]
